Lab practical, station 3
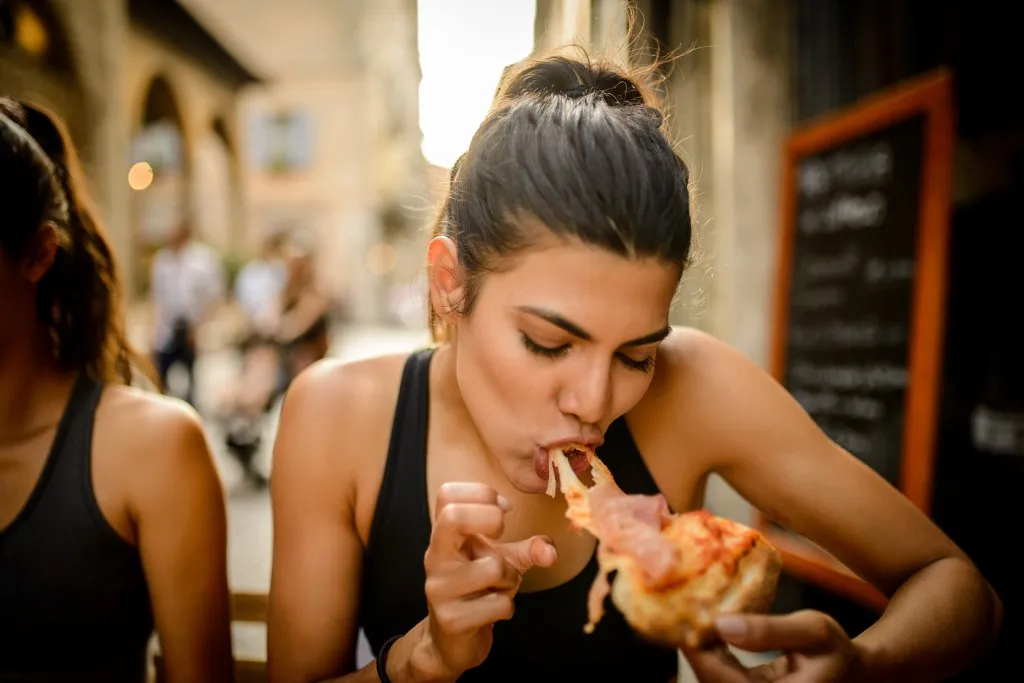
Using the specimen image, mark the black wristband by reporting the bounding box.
[376,635,401,683]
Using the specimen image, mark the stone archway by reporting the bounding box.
[129,73,190,294]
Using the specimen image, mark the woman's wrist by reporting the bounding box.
[847,631,891,683]
[385,621,458,683]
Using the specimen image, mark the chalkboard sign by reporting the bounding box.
[761,70,955,609]
[786,115,924,488]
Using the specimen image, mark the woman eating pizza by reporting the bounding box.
[266,49,1001,683]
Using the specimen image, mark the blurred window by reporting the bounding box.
[248,110,314,174]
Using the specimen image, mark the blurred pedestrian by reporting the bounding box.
[275,244,332,379]
[218,239,332,488]
[234,230,289,337]
[149,221,225,407]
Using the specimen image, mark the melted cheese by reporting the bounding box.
[545,448,559,497]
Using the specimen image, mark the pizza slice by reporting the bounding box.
[547,444,782,649]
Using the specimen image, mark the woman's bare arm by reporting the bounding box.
[654,330,1001,681]
[267,357,439,683]
[126,399,234,683]
[267,360,366,682]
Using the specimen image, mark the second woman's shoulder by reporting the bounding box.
[93,385,224,531]
[96,384,211,469]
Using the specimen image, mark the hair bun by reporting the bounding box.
[563,83,592,100]
[640,104,664,128]
[498,55,650,110]
[561,80,639,109]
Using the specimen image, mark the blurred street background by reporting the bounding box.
[3,0,1022,679]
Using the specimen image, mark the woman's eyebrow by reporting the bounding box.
[516,306,671,346]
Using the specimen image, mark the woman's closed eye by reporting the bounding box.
[521,332,569,358]
[620,353,655,373]
[520,333,655,373]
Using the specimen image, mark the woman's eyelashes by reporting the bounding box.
[520,333,655,373]
[622,355,655,373]
[521,332,569,358]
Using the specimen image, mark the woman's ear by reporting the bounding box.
[21,222,60,284]
[427,235,464,326]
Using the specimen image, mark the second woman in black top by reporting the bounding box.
[0,98,233,683]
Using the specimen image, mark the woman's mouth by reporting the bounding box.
[534,445,590,482]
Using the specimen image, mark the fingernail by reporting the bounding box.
[534,538,557,564]
[715,616,748,638]
[497,494,512,511]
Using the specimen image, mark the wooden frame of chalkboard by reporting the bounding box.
[760,69,955,611]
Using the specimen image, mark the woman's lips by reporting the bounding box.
[534,446,590,481]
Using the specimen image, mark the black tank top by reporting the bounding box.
[0,376,154,682]
[360,348,678,681]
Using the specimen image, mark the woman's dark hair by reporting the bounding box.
[428,48,693,341]
[0,97,152,385]
[0,108,69,275]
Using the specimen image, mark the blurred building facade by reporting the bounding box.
[184,0,430,324]
[0,0,260,296]
[3,0,431,324]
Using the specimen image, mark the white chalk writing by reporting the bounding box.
[789,321,907,349]
[971,405,1024,456]
[791,362,908,391]
[797,251,862,282]
[800,191,888,234]
[791,287,846,311]
[864,257,915,285]
[792,389,886,421]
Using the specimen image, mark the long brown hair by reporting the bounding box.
[0,97,154,385]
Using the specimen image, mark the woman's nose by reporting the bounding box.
[558,363,612,426]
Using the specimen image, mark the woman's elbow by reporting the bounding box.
[954,556,1003,650]
[986,581,1004,647]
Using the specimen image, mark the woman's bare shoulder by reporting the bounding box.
[634,327,737,418]
[95,385,210,472]
[280,353,411,438]
[628,328,767,477]
[271,353,414,529]
[634,325,816,473]
[93,385,223,540]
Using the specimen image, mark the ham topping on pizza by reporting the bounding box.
[547,445,781,642]
[587,484,680,586]
[547,445,681,588]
